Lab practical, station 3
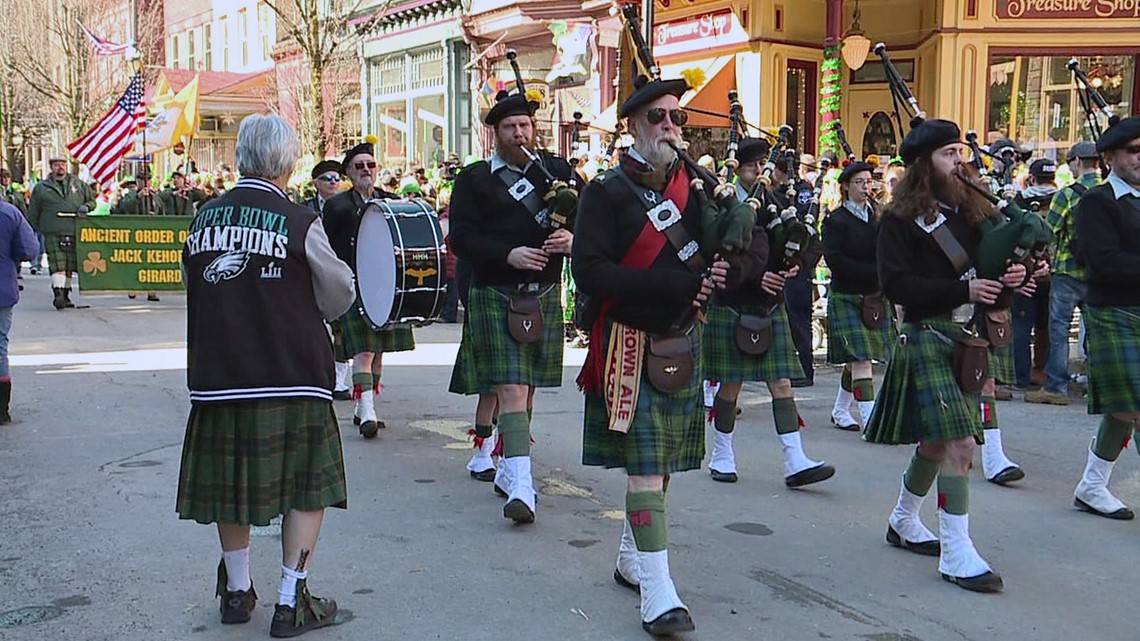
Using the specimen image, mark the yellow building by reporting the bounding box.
[648,0,1139,161]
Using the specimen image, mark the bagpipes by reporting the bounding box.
[619,2,755,258]
[748,124,812,269]
[1070,58,1118,177]
[505,48,579,231]
[875,43,1052,306]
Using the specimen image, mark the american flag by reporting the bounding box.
[78,22,130,56]
[67,73,145,188]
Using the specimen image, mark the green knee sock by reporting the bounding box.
[841,367,853,392]
[937,474,969,515]
[626,490,667,552]
[473,423,493,439]
[497,411,531,458]
[772,397,799,435]
[903,449,939,497]
[1093,415,1135,462]
[852,378,875,402]
[352,372,373,391]
[981,395,997,430]
[713,396,738,434]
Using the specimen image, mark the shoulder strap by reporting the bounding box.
[611,168,705,273]
[922,215,972,276]
[1070,183,1088,196]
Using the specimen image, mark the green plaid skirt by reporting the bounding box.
[701,302,803,383]
[451,284,564,390]
[329,320,348,362]
[864,317,984,445]
[176,398,347,526]
[1085,305,1140,415]
[338,298,415,357]
[44,233,77,274]
[826,292,895,364]
[583,322,705,475]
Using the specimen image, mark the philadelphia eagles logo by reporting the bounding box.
[203,249,251,284]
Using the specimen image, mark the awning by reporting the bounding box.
[592,55,736,132]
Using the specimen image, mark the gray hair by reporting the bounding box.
[235,114,301,179]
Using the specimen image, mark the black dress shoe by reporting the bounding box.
[642,608,695,635]
[147,294,160,302]
[710,468,738,483]
[613,568,640,593]
[359,421,379,439]
[987,466,1025,486]
[1074,496,1136,520]
[503,499,535,523]
[785,463,835,488]
[790,378,814,388]
[470,468,496,482]
[831,417,860,431]
[941,570,1004,593]
[332,390,351,401]
[886,525,940,556]
[220,585,257,624]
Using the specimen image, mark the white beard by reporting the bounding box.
[633,138,677,170]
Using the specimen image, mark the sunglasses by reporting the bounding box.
[317,174,342,183]
[645,108,688,127]
[354,161,378,170]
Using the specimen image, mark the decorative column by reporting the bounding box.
[819,0,843,155]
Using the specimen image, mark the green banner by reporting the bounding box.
[76,215,191,292]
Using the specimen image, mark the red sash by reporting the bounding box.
[577,165,692,394]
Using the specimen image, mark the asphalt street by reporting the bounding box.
[1,276,1135,641]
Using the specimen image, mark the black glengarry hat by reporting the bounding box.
[737,138,771,165]
[1096,116,1140,153]
[311,159,343,180]
[898,119,962,166]
[343,142,375,169]
[838,161,875,183]
[618,75,689,119]
[484,91,536,126]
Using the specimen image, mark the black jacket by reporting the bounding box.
[1074,183,1140,307]
[321,187,397,271]
[822,203,881,295]
[878,205,978,322]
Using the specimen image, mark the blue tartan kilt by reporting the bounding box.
[1085,305,1140,415]
[582,322,705,475]
[456,284,564,389]
[826,292,895,364]
[864,317,984,445]
[701,302,803,383]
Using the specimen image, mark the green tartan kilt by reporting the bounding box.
[455,284,564,389]
[176,398,347,526]
[988,344,1014,384]
[338,298,415,357]
[329,320,348,362]
[701,302,803,383]
[1085,306,1140,415]
[864,317,984,445]
[582,322,705,475]
[44,233,78,274]
[826,292,895,364]
[448,311,494,395]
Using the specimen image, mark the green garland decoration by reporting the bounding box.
[818,45,843,154]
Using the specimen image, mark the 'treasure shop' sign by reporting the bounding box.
[652,9,749,58]
[997,0,1140,18]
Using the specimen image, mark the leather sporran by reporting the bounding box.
[952,337,990,395]
[57,235,75,251]
[506,296,543,344]
[983,308,1013,349]
[646,333,694,394]
[861,293,889,329]
[734,313,773,356]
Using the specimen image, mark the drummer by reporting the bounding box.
[322,141,409,438]
[448,89,577,524]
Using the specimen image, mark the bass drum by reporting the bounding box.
[355,198,447,329]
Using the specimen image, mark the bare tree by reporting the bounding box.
[263,0,391,160]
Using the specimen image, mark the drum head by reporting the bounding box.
[356,202,397,327]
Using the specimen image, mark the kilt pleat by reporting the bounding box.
[44,233,78,274]
[338,297,415,357]
[448,311,492,395]
[988,344,1014,385]
[1086,305,1140,415]
[701,302,803,383]
[826,292,895,364]
[864,318,983,445]
[456,284,564,389]
[583,322,705,475]
[176,398,347,526]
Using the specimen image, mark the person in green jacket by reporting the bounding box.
[26,157,95,310]
[159,171,206,215]
[113,175,166,215]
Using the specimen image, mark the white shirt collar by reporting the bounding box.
[843,199,871,222]
[1107,171,1140,200]
[489,152,529,174]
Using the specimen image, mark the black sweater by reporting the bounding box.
[822,204,881,295]
[449,151,573,287]
[1074,183,1140,307]
[877,206,978,322]
[572,167,705,335]
[322,187,398,271]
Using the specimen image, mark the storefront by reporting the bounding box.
[360,0,471,169]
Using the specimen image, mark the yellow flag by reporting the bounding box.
[172,74,201,141]
[152,72,175,110]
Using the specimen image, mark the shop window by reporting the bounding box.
[374,102,408,169]
[987,53,1135,161]
[786,60,818,155]
[862,111,898,158]
[411,49,445,91]
[413,95,447,168]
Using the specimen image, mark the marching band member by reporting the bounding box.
[448,89,576,524]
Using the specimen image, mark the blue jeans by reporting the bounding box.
[1013,279,1050,386]
[0,306,12,378]
[1045,274,1087,394]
